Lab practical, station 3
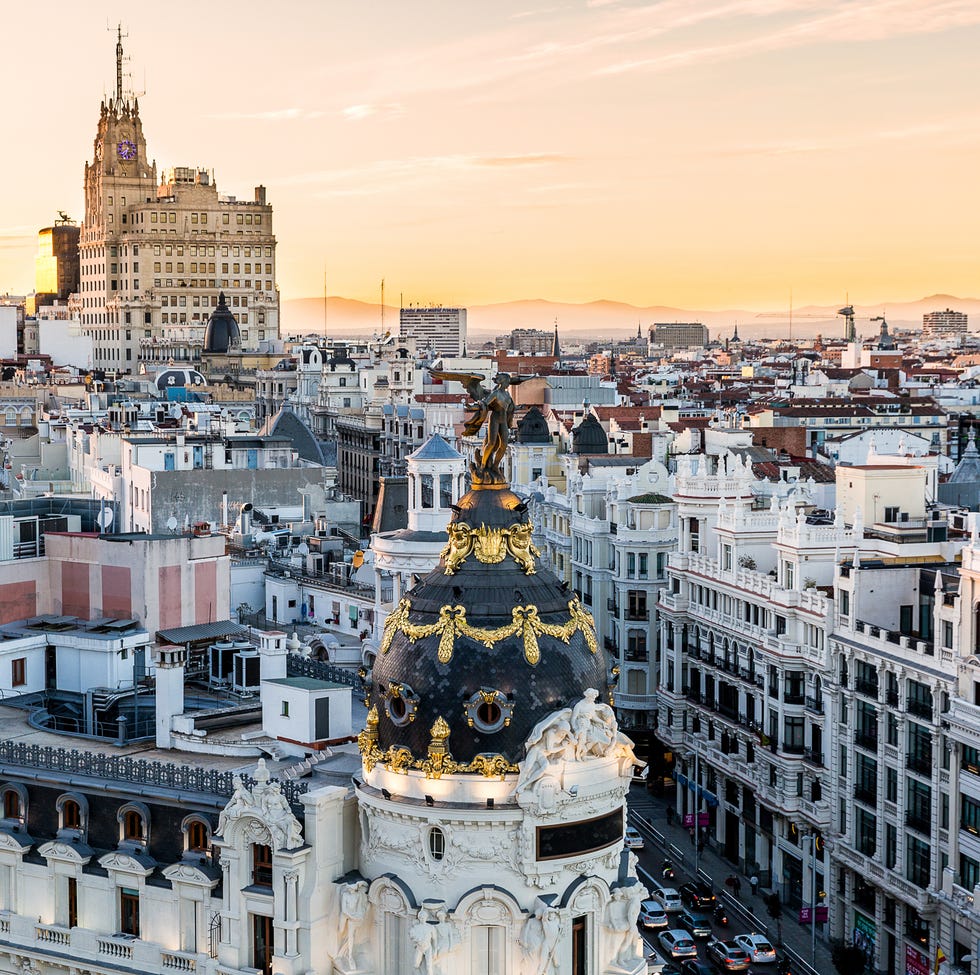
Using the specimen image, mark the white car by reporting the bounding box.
[652,886,683,913]
[734,933,777,964]
[659,929,699,960]
[625,827,645,850]
[639,900,669,929]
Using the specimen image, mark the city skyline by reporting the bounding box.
[1,0,978,311]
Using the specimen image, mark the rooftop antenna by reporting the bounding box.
[380,278,385,335]
[788,288,793,343]
[323,265,328,336]
[108,23,127,102]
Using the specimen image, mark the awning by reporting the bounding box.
[156,619,245,645]
[672,771,719,807]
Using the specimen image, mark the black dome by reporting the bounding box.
[516,406,552,445]
[572,414,608,455]
[203,293,241,354]
[366,486,611,769]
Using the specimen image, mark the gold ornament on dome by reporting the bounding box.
[377,596,597,666]
[356,707,519,780]
[440,520,542,575]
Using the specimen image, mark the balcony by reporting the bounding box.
[625,651,649,663]
[784,693,805,706]
[907,699,933,719]
[782,742,806,756]
[624,608,650,622]
[854,783,878,805]
[855,678,880,699]
[614,691,659,711]
[805,696,824,714]
[803,748,824,766]
[855,729,879,751]
[906,753,932,776]
[603,636,619,652]
[905,810,932,834]
[607,598,620,617]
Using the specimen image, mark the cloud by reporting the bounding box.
[342,102,404,122]
[206,107,324,121]
[473,153,571,167]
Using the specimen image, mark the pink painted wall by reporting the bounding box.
[158,565,182,630]
[194,561,217,625]
[101,565,133,618]
[0,581,37,624]
[61,562,91,619]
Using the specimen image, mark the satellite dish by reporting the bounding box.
[170,405,183,420]
[296,542,309,557]
[96,508,114,529]
[166,516,178,533]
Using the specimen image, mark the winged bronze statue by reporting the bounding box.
[430,370,534,485]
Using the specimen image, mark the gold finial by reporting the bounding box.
[431,716,451,741]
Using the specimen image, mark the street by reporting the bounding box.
[626,784,830,975]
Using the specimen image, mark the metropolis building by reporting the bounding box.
[76,31,279,372]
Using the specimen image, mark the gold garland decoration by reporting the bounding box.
[358,711,519,779]
[441,521,541,575]
[378,597,598,666]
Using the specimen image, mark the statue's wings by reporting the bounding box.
[462,402,488,436]
[507,374,538,386]
[430,369,488,402]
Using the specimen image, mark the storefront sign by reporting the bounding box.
[683,812,711,827]
[906,945,929,975]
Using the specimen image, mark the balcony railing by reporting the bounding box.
[855,678,880,698]
[905,811,932,834]
[782,742,806,755]
[907,699,933,719]
[624,608,650,621]
[906,753,932,776]
[784,693,806,706]
[854,783,878,805]
[855,729,879,750]
[803,748,824,766]
[805,696,824,714]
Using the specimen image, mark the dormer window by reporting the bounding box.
[62,799,81,830]
[186,818,210,854]
[2,790,21,821]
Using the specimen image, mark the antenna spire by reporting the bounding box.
[115,24,124,102]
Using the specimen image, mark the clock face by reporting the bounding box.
[117,140,136,160]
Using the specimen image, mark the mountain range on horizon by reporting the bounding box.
[282,293,980,343]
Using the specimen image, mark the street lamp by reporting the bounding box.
[806,832,819,965]
[693,743,703,879]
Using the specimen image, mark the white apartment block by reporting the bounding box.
[398,306,467,358]
[923,308,968,336]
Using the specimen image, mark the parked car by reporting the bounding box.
[659,930,699,960]
[734,934,777,964]
[625,826,645,850]
[652,886,684,913]
[706,940,752,972]
[640,900,670,930]
[678,911,713,940]
[679,881,717,908]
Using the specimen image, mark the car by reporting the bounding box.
[681,961,716,975]
[625,826,645,850]
[659,929,699,960]
[640,900,670,929]
[734,934,777,964]
[652,886,684,913]
[706,940,752,972]
[678,911,713,940]
[679,880,717,908]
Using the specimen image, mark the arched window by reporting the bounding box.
[123,809,144,840]
[2,789,21,820]
[184,817,210,853]
[428,826,445,861]
[62,799,81,830]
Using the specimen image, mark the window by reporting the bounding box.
[120,887,140,936]
[252,914,274,975]
[67,877,77,928]
[906,835,931,889]
[11,658,25,687]
[280,700,289,717]
[252,843,273,887]
[961,854,980,891]
[123,809,144,841]
[2,790,20,820]
[187,819,209,853]
[428,826,445,861]
[63,798,81,830]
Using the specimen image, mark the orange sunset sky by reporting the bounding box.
[0,0,977,311]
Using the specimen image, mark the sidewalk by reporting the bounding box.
[628,785,835,975]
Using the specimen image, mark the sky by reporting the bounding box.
[1,0,978,311]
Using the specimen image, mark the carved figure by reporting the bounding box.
[516,708,574,798]
[571,688,617,760]
[428,370,532,484]
[410,907,438,975]
[217,759,304,850]
[336,880,369,967]
[604,883,645,966]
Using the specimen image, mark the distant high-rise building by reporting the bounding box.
[399,306,466,357]
[34,218,80,306]
[923,307,968,336]
[77,30,279,373]
[649,321,708,349]
[494,327,552,354]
